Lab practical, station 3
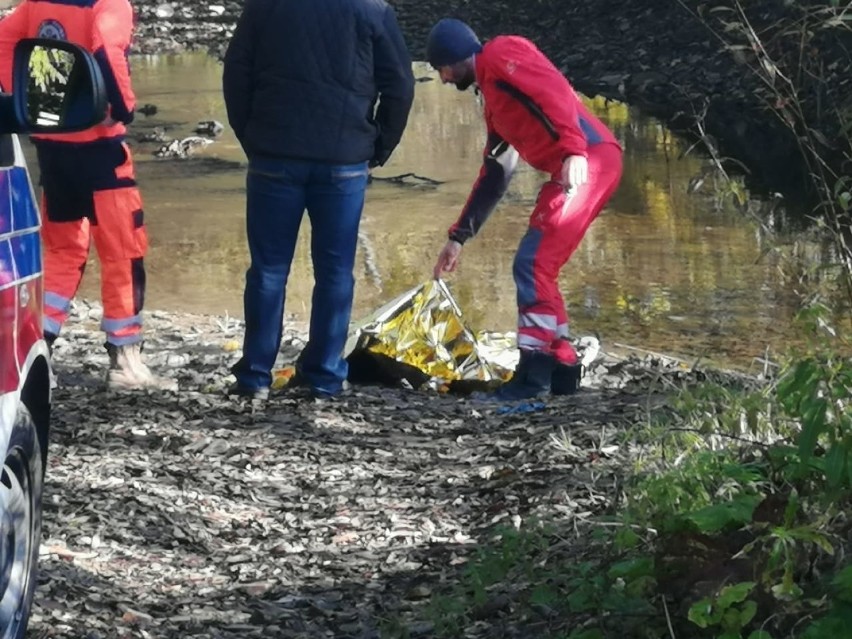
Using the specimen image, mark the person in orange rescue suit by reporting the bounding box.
[0,0,171,390]
[426,18,623,401]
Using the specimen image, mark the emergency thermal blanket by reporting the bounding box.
[344,280,516,389]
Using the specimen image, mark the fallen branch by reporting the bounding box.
[369,172,445,187]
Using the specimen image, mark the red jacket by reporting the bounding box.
[0,0,136,144]
[448,36,620,244]
[476,35,618,174]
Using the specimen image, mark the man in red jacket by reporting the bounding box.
[0,0,170,389]
[427,18,623,400]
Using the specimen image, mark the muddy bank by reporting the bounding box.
[120,0,852,206]
[30,300,743,637]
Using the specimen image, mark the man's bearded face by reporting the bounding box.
[438,60,475,91]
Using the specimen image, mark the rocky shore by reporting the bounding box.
[29,300,742,638]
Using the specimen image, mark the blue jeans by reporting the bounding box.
[232,156,369,394]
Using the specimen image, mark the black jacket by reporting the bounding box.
[222,0,415,166]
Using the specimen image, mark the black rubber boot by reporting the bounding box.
[552,363,583,395]
[493,350,556,401]
[44,331,57,356]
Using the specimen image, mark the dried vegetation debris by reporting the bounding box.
[24,300,746,637]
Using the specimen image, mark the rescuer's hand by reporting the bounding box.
[561,155,588,190]
[433,240,463,279]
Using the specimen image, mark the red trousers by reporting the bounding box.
[41,142,148,346]
[514,142,622,363]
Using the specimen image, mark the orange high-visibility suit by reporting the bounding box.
[0,0,147,346]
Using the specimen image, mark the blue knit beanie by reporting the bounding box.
[426,18,482,67]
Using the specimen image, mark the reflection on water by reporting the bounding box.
[38,53,838,369]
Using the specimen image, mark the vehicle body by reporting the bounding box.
[0,37,106,638]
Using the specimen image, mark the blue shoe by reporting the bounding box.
[496,401,547,415]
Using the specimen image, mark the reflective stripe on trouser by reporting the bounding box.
[513,143,622,363]
[41,185,148,346]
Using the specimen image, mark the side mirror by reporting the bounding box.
[12,38,107,133]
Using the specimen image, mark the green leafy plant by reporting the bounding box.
[776,308,852,495]
[687,581,762,639]
[799,565,852,637]
[626,448,767,533]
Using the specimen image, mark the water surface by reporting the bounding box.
[42,54,834,369]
